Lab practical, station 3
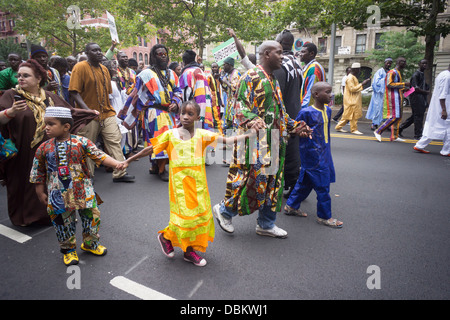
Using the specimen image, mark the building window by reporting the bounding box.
[139,53,143,62]
[375,33,384,50]
[133,52,137,60]
[355,34,366,54]
[144,53,148,65]
[318,37,327,54]
[334,36,342,52]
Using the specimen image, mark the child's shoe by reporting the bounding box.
[81,243,107,256]
[184,251,207,267]
[63,251,79,266]
[158,233,175,258]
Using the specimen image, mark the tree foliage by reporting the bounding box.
[0,38,28,62]
[110,0,272,57]
[367,31,425,79]
[0,0,137,57]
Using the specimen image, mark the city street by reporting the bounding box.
[1,118,449,304]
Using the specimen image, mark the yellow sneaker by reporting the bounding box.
[63,251,79,266]
[80,243,107,256]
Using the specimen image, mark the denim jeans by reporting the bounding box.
[219,201,277,229]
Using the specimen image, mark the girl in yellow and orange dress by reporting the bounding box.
[124,100,252,266]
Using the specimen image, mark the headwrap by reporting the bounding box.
[384,58,393,62]
[44,106,72,119]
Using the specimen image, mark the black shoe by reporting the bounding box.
[113,174,135,182]
[398,129,404,138]
[414,135,422,140]
[158,171,169,181]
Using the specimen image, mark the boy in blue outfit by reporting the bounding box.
[284,82,343,228]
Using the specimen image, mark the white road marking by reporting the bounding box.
[110,276,176,300]
[124,256,148,275]
[0,224,32,243]
[188,279,204,298]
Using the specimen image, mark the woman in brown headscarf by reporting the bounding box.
[0,59,98,226]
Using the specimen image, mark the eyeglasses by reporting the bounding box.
[156,52,167,57]
[15,73,32,79]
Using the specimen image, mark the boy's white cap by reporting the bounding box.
[44,106,72,119]
[351,62,361,68]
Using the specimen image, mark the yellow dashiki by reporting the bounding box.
[151,128,218,252]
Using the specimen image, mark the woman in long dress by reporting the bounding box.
[0,59,97,226]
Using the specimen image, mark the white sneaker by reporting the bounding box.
[213,204,234,233]
[394,137,405,142]
[336,128,348,133]
[255,224,288,238]
[374,132,381,142]
[352,130,363,135]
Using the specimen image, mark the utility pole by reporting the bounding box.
[328,22,336,87]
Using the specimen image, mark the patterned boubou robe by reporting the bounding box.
[223,65,302,216]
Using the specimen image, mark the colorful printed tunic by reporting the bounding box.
[30,135,108,215]
[117,66,136,95]
[151,128,219,252]
[179,66,214,130]
[300,59,326,108]
[121,68,182,160]
[222,68,241,128]
[224,65,301,216]
[383,68,407,119]
[207,73,223,134]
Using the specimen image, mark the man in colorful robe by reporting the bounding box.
[212,41,312,239]
[374,57,410,142]
[219,56,241,129]
[179,50,215,131]
[299,43,326,109]
[121,44,182,181]
[116,51,138,156]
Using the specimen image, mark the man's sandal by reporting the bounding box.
[317,218,343,228]
[284,205,308,217]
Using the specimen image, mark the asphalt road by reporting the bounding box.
[1,120,449,305]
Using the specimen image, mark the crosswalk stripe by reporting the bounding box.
[0,224,32,243]
[110,276,176,300]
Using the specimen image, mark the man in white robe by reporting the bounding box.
[414,64,450,156]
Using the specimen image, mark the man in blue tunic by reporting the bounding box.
[284,82,343,228]
[366,58,392,130]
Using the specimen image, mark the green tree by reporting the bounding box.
[0,38,28,62]
[111,0,271,57]
[367,31,425,79]
[0,0,144,57]
[270,0,450,87]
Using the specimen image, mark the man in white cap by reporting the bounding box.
[335,62,371,134]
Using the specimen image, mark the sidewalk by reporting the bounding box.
[330,105,412,124]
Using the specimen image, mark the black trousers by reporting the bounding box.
[333,106,344,121]
[284,135,301,189]
[400,100,427,138]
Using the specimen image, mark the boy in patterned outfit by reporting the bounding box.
[30,107,126,266]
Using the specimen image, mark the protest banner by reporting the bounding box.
[212,38,239,66]
[106,11,119,43]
